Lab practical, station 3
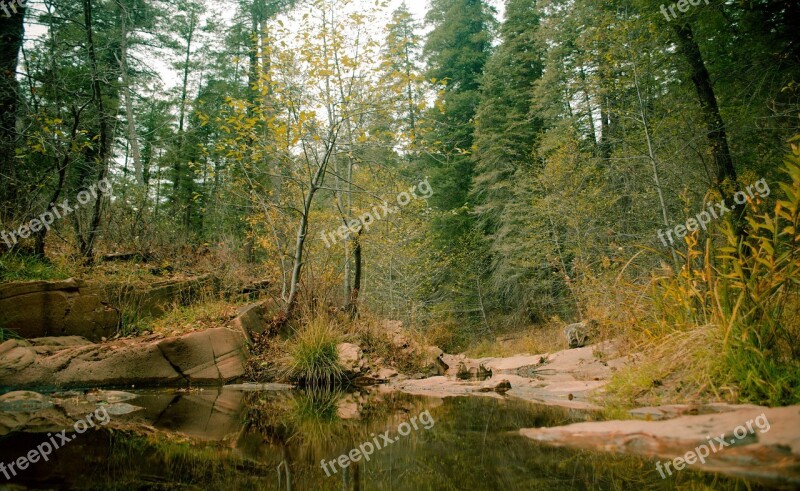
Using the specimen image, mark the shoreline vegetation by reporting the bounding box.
[1,0,799,486]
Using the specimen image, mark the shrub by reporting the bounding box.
[648,140,800,406]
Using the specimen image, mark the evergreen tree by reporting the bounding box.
[470,0,544,312]
[422,0,494,240]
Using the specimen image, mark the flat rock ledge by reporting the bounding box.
[390,341,629,410]
[520,405,800,486]
[0,327,249,390]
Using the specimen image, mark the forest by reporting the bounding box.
[0,0,799,488]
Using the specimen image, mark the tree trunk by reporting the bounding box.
[345,230,362,319]
[285,136,337,318]
[672,24,738,192]
[117,0,143,184]
[673,23,747,241]
[174,8,196,220]
[81,0,112,264]
[0,6,24,220]
[34,107,84,257]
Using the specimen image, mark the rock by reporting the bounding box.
[520,406,800,485]
[0,391,54,412]
[456,361,492,380]
[113,275,218,317]
[0,328,249,390]
[0,279,119,342]
[0,341,36,373]
[103,402,144,416]
[392,340,625,411]
[337,397,361,419]
[493,379,512,393]
[337,343,364,374]
[228,299,282,342]
[628,403,766,421]
[155,327,249,384]
[223,383,294,391]
[378,368,399,380]
[85,391,138,404]
[564,320,599,349]
[424,346,447,375]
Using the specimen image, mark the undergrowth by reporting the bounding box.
[602,139,800,411]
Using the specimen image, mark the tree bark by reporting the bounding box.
[673,23,748,242]
[672,24,738,191]
[0,5,25,220]
[81,0,112,264]
[285,134,338,318]
[117,0,143,184]
[345,229,363,319]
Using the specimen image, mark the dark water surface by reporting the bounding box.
[0,387,781,490]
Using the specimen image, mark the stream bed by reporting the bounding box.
[0,386,782,490]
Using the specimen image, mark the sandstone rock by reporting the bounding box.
[0,328,249,390]
[85,391,138,404]
[378,368,399,380]
[0,279,120,341]
[337,397,361,419]
[117,274,218,317]
[520,405,800,485]
[424,346,447,375]
[487,379,512,394]
[337,343,364,374]
[456,361,492,380]
[228,301,268,342]
[0,391,54,412]
[104,402,144,416]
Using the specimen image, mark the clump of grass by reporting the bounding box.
[0,253,73,282]
[283,318,346,388]
[0,326,21,343]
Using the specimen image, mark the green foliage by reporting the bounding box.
[714,144,800,405]
[421,0,494,240]
[0,254,72,282]
[283,318,346,388]
[648,141,800,406]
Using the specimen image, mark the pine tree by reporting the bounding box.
[470,0,544,315]
[422,0,494,240]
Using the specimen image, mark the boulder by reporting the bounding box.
[109,274,218,318]
[0,328,249,390]
[337,343,365,374]
[0,279,119,341]
[227,299,282,342]
[378,368,399,380]
[424,346,447,375]
[520,405,800,485]
[0,391,54,412]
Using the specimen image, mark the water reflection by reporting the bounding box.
[0,387,781,490]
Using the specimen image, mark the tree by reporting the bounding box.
[422,0,494,240]
[0,3,25,224]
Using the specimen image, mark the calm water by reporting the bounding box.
[0,387,781,490]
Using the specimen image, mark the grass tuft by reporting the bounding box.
[283,317,346,388]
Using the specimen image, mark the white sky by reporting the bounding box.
[21,0,505,95]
